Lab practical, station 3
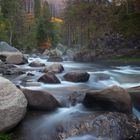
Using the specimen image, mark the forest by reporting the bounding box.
[0,0,139,55]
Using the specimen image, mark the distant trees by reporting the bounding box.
[0,0,62,52]
[63,0,140,48]
[63,0,112,48]
[36,1,53,46]
[36,1,60,48]
[34,0,41,18]
[111,0,140,37]
[0,0,25,45]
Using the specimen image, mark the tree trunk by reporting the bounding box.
[68,23,71,48]
[9,23,13,45]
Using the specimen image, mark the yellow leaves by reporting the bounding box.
[51,17,64,24]
[0,22,6,29]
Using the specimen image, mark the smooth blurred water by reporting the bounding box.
[12,57,140,140]
[64,135,110,140]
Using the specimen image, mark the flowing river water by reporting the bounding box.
[10,57,140,140]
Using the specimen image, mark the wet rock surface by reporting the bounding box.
[83,86,132,113]
[12,111,140,140]
[44,63,64,73]
[0,64,25,75]
[29,60,45,67]
[64,71,90,82]
[56,112,140,140]
[38,72,61,84]
[21,88,61,111]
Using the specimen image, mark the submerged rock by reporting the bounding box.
[83,86,132,113]
[38,72,61,84]
[0,76,27,132]
[94,73,110,81]
[0,64,25,75]
[44,63,64,73]
[56,112,140,140]
[64,71,90,83]
[29,60,45,67]
[21,88,60,111]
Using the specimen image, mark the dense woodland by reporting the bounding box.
[63,0,140,48]
[0,0,140,54]
[0,0,61,52]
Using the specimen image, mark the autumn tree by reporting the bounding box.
[36,1,54,47]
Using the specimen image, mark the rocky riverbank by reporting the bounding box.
[1,42,140,140]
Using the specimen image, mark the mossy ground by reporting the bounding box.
[0,133,12,140]
[113,57,140,63]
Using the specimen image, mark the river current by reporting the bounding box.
[11,57,140,140]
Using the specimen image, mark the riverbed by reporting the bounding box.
[10,56,140,140]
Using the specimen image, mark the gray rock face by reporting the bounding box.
[64,71,90,83]
[21,88,60,111]
[0,42,19,52]
[0,76,27,132]
[44,63,64,73]
[83,86,132,113]
[29,60,45,67]
[0,42,27,65]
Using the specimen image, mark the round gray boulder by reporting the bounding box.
[44,63,64,73]
[0,76,27,132]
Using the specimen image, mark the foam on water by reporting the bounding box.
[113,66,140,74]
[64,135,110,140]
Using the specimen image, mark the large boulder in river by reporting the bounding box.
[56,112,140,140]
[0,42,27,64]
[0,76,27,132]
[21,88,60,111]
[38,72,61,84]
[29,60,45,67]
[64,71,90,82]
[44,63,64,73]
[83,86,132,113]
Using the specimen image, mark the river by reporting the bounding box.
[11,56,140,140]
